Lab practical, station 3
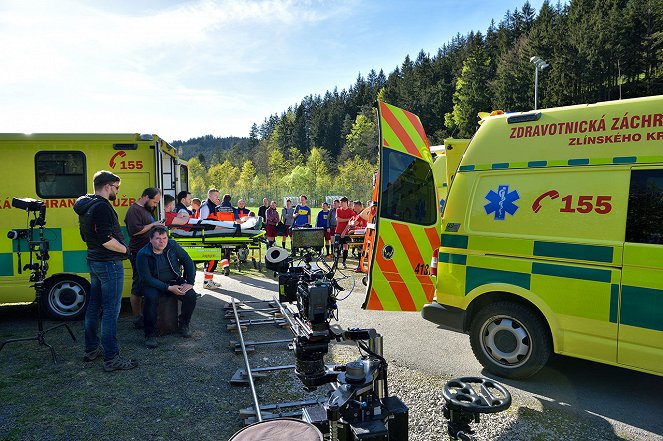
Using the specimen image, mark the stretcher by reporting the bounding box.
[348,229,366,258]
[170,217,266,271]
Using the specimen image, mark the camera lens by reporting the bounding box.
[7,230,18,240]
[294,336,328,389]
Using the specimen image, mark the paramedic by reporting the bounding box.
[201,189,222,289]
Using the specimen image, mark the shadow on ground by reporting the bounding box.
[487,354,663,438]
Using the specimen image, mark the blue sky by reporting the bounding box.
[0,0,545,142]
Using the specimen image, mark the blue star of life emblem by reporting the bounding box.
[484,185,520,220]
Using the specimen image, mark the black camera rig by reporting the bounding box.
[0,197,75,363]
[266,233,408,441]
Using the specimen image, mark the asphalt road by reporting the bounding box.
[211,268,663,440]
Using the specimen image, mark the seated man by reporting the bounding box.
[136,226,198,348]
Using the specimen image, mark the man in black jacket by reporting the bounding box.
[136,226,197,348]
[73,170,137,372]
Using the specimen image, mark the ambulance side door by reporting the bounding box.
[362,101,440,311]
[620,167,663,374]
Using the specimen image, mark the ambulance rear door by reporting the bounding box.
[362,101,440,311]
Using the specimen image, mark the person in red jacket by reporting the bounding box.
[334,197,354,269]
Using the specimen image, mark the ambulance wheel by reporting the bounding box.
[41,276,90,321]
[469,301,551,379]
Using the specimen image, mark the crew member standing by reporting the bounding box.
[334,197,354,269]
[124,188,163,329]
[74,170,137,372]
[199,188,222,289]
[216,194,236,276]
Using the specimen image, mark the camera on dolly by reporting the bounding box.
[265,228,408,441]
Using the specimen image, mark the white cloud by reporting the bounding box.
[0,0,357,139]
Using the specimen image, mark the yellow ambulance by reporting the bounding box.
[0,133,188,320]
[431,138,469,217]
[363,97,663,379]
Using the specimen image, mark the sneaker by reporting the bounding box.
[179,324,192,338]
[203,280,221,290]
[83,345,103,362]
[103,355,138,372]
[223,267,230,276]
[342,262,347,269]
[144,336,158,349]
[132,315,144,329]
[354,267,363,273]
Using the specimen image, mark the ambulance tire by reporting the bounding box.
[469,301,551,380]
[40,276,90,321]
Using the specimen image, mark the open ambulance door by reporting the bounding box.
[362,101,440,311]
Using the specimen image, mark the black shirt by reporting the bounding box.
[73,195,128,262]
[154,252,176,283]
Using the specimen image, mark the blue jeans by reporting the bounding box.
[143,286,197,338]
[84,260,124,361]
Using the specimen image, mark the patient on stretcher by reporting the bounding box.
[167,211,262,237]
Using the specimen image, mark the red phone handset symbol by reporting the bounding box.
[109,151,126,169]
[532,190,560,213]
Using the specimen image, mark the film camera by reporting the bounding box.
[0,197,75,364]
[265,228,408,441]
[7,198,49,279]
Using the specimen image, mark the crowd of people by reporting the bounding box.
[258,194,372,271]
[73,170,371,371]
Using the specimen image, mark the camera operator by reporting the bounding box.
[135,226,197,348]
[73,170,137,372]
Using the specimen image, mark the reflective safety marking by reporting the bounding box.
[460,155,663,171]
[532,262,612,283]
[568,158,590,165]
[621,285,663,332]
[465,267,531,295]
[379,102,423,159]
[533,241,614,263]
[63,250,89,273]
[366,287,384,310]
[424,226,440,252]
[0,253,13,276]
[441,234,468,249]
[391,223,436,302]
[375,236,416,311]
[402,108,430,152]
[439,253,467,265]
[613,156,637,164]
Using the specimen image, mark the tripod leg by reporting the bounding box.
[45,323,77,342]
[43,341,57,364]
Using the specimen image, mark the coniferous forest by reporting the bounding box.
[175,0,663,204]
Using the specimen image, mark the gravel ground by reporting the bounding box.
[1,260,661,441]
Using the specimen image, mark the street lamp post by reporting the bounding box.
[530,56,549,110]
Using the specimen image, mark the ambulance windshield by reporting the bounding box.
[380,149,436,226]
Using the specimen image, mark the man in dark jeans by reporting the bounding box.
[136,226,197,348]
[73,170,137,372]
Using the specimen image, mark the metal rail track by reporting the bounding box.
[226,296,330,425]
